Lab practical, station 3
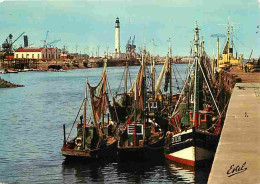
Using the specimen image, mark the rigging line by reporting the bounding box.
[174,66,184,91]
[146,67,154,89]
[204,58,213,81]
[106,79,120,123]
[87,115,92,125]
[221,36,228,54]
[155,68,159,82]
[66,98,85,141]
[233,41,238,53]
[207,98,231,132]
[116,66,126,95]
[198,59,221,116]
[217,97,231,121]
[209,58,215,80]
[220,98,230,117]
[128,65,132,89]
[172,61,195,116]
[234,35,246,47]
[172,65,181,93]
[173,63,184,84]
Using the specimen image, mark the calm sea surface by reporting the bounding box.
[0,65,210,183]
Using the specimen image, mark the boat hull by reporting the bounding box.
[61,140,118,160]
[165,128,220,167]
[118,137,164,160]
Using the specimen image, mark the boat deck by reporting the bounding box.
[208,83,260,184]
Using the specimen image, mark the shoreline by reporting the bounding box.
[0,58,189,72]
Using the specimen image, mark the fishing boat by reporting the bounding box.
[0,69,7,74]
[164,22,223,167]
[61,65,117,160]
[112,61,134,123]
[116,51,164,160]
[148,41,185,136]
[7,69,18,73]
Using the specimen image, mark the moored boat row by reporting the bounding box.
[61,22,235,169]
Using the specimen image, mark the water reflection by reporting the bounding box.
[116,157,166,183]
[61,157,210,183]
[62,159,110,183]
[166,160,195,183]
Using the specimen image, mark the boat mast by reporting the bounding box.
[155,58,168,95]
[83,79,87,128]
[104,58,107,71]
[217,36,220,70]
[231,26,234,51]
[227,23,230,63]
[151,56,155,98]
[168,38,173,98]
[193,22,200,129]
[201,36,204,56]
[134,81,137,123]
[151,39,156,99]
[83,78,87,149]
[151,40,156,98]
[142,49,146,140]
[102,59,107,129]
[133,78,137,147]
[125,61,128,93]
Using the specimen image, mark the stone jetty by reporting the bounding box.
[0,77,24,88]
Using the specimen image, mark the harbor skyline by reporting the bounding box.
[0,0,259,57]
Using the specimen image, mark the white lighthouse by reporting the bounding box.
[115,17,120,56]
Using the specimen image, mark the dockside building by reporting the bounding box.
[14,47,61,60]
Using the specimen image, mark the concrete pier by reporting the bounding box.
[208,83,260,184]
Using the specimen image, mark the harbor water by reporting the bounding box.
[0,65,210,183]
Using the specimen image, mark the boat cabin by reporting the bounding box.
[146,98,161,115]
[126,123,144,147]
[189,110,212,129]
[75,123,100,150]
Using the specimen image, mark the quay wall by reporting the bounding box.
[208,66,260,184]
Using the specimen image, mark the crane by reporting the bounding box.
[126,36,132,53]
[132,35,135,46]
[211,34,226,38]
[46,39,61,47]
[43,31,49,47]
[2,32,25,53]
[248,49,253,63]
[128,36,132,45]
[131,35,136,52]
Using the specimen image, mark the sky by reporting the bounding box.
[0,0,259,58]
